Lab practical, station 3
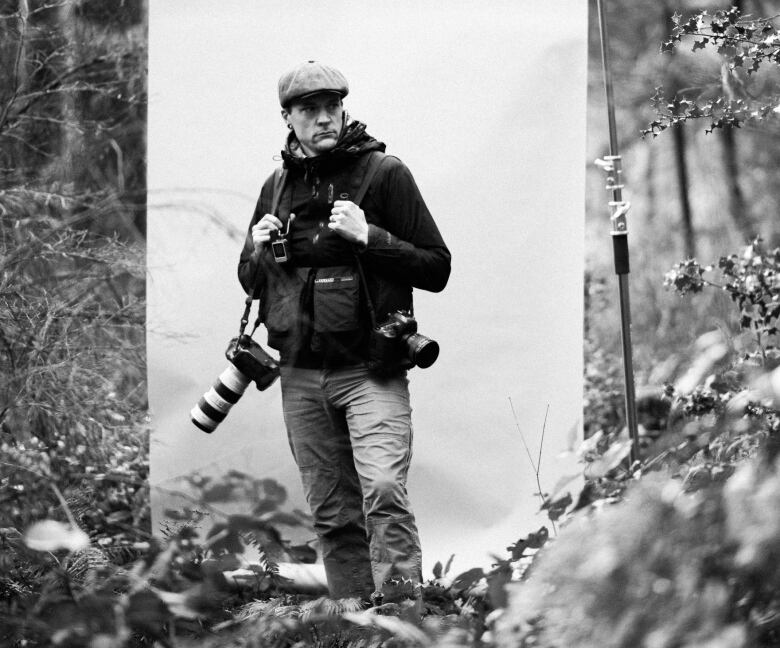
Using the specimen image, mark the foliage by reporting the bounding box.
[665,237,780,365]
[644,6,780,136]
[0,0,147,236]
[526,232,780,647]
[496,449,780,648]
[0,1,150,644]
[577,242,779,497]
[160,470,318,575]
[1,495,532,647]
[583,338,626,441]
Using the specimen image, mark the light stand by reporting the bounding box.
[595,0,640,465]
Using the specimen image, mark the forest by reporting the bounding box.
[2,0,780,646]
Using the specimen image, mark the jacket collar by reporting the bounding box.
[281,120,386,177]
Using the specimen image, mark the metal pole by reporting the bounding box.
[595,0,640,466]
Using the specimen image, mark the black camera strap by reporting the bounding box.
[237,167,288,345]
[351,151,386,329]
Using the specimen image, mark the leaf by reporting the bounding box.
[486,560,512,608]
[126,590,169,640]
[288,543,318,564]
[343,610,429,645]
[450,567,485,595]
[507,527,549,560]
[661,40,677,53]
[154,588,205,620]
[525,526,549,549]
[201,483,234,502]
[444,553,455,575]
[259,511,306,527]
[544,492,573,521]
[578,430,604,458]
[548,472,581,501]
[24,520,90,552]
[105,510,131,524]
[585,438,632,478]
[206,526,244,555]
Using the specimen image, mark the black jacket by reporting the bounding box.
[238,121,450,367]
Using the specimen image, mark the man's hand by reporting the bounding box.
[329,200,368,247]
[252,213,294,249]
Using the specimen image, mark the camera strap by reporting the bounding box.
[351,151,386,329]
[238,167,288,344]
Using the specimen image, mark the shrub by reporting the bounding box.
[497,450,780,648]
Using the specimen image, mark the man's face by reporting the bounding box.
[283,93,344,157]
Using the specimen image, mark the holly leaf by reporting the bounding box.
[661,40,677,54]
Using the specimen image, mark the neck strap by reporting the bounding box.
[352,151,386,328]
[239,167,289,341]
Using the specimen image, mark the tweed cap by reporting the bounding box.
[278,61,349,107]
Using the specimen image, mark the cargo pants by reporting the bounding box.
[280,364,423,601]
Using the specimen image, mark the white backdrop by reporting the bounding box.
[148,0,587,575]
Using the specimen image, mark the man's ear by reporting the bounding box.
[280,108,290,127]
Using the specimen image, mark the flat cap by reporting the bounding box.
[278,61,349,107]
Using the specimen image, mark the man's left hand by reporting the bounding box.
[329,200,369,247]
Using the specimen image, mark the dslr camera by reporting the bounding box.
[191,335,280,433]
[369,310,439,372]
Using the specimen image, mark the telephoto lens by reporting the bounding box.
[190,363,251,433]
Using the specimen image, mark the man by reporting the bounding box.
[237,61,450,606]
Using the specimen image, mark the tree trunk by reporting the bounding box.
[644,140,656,222]
[721,125,752,243]
[719,0,753,244]
[672,124,695,259]
[662,0,695,259]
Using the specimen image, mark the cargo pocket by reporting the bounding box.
[262,267,308,335]
[312,265,360,333]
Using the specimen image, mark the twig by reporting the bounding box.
[538,403,550,479]
[509,396,538,473]
[508,398,558,535]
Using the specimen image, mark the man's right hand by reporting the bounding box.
[252,213,294,249]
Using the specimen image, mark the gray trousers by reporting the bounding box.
[280,364,422,600]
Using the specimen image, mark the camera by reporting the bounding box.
[269,230,290,263]
[369,310,439,372]
[190,335,280,433]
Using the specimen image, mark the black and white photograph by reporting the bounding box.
[3,0,780,646]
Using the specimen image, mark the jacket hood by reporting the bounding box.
[281,119,386,176]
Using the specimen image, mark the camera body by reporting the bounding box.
[226,335,280,390]
[190,336,279,433]
[369,310,439,372]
